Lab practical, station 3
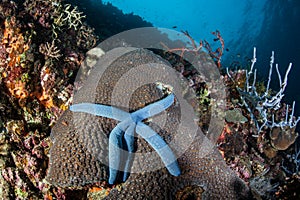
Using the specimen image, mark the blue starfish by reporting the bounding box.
[70,93,181,184]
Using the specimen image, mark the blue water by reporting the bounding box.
[100,0,300,117]
[101,0,266,63]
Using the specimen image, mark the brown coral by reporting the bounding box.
[47,48,251,199]
[269,126,298,150]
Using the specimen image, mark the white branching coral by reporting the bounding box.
[54,4,85,30]
[227,47,300,134]
[282,141,300,174]
[39,40,61,60]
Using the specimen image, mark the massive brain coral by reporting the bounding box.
[46,47,252,199]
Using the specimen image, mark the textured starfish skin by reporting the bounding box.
[70,93,180,184]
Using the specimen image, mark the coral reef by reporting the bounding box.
[222,48,300,199]
[0,0,97,198]
[0,0,299,199]
[227,48,299,134]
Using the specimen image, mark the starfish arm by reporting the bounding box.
[70,93,178,183]
[122,123,136,182]
[131,93,175,121]
[108,125,125,184]
[136,122,181,176]
[70,103,130,121]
